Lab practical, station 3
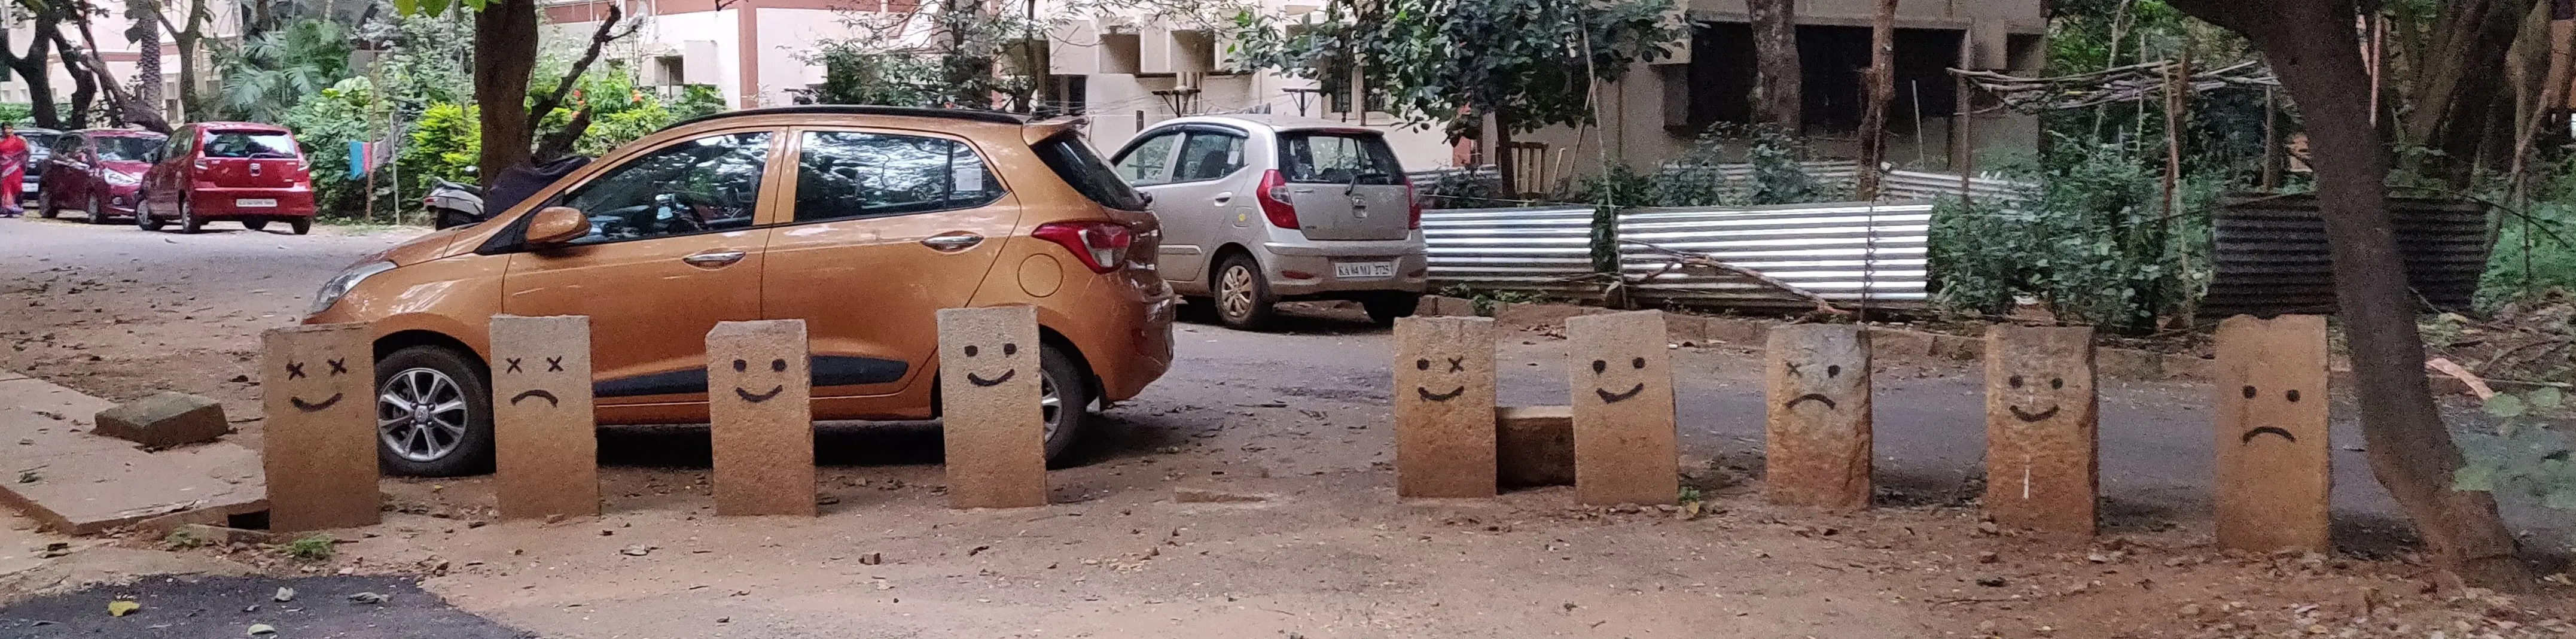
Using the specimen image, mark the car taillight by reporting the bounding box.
[1404,178,1423,230]
[1255,169,1299,230]
[1032,221,1134,274]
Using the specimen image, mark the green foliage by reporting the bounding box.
[278,534,337,562]
[217,19,354,123]
[802,42,944,107]
[1435,284,1541,317]
[1645,124,1840,208]
[278,77,386,220]
[403,102,481,184]
[0,103,30,126]
[2455,388,2576,550]
[1928,141,2214,331]
[160,528,209,550]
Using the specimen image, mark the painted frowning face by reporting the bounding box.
[1412,355,1468,402]
[2002,373,2069,423]
[1587,356,1649,404]
[502,355,567,407]
[957,340,1025,388]
[1780,361,1848,412]
[729,357,789,403]
[285,357,350,412]
[2236,384,2304,443]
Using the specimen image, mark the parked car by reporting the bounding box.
[19,126,61,200]
[1107,114,1426,329]
[33,129,167,224]
[303,105,1178,477]
[137,122,318,235]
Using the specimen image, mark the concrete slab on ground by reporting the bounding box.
[0,377,266,535]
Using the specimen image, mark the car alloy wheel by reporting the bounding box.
[1220,264,1257,321]
[378,366,471,463]
[1040,371,1064,443]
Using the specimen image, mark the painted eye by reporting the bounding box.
[2285,390,2301,403]
[2050,378,2064,390]
[732,359,748,372]
[2242,385,2258,399]
[2007,375,2023,388]
[327,358,347,375]
[1591,360,1606,374]
[1630,357,1645,369]
[1826,364,1841,378]
[1416,358,1430,370]
[770,359,787,372]
[1004,343,1019,356]
[965,345,980,357]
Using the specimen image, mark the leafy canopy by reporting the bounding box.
[1231,0,1679,135]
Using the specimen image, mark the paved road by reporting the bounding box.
[1,215,2562,548]
[0,576,530,639]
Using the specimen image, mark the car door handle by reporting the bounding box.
[1212,191,1234,205]
[681,251,746,267]
[921,233,983,251]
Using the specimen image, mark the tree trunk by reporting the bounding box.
[1746,0,1802,135]
[2169,0,2534,592]
[2396,0,2534,190]
[162,0,206,121]
[1,14,65,129]
[526,4,636,160]
[126,0,163,120]
[2509,1,2575,198]
[48,28,97,129]
[1852,0,1897,200]
[475,0,541,181]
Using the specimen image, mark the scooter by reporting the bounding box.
[424,177,483,230]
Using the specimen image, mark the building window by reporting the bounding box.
[655,56,687,86]
[1677,22,1963,135]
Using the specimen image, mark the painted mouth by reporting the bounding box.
[1785,393,1839,410]
[2008,404,2060,422]
[1416,386,1465,402]
[288,393,342,413]
[2240,427,2297,443]
[967,369,1016,387]
[1595,383,1645,404]
[734,385,784,403]
[510,389,559,407]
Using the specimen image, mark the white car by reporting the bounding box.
[1109,115,1428,329]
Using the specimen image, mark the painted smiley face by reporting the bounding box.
[730,357,789,403]
[2236,384,2304,443]
[1780,361,1846,410]
[2004,373,2068,422]
[1588,357,1648,404]
[502,356,568,407]
[959,341,1023,387]
[1411,355,1469,402]
[285,357,349,412]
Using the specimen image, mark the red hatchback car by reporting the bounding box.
[138,122,318,235]
[34,129,166,224]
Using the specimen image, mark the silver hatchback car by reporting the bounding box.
[1109,115,1428,329]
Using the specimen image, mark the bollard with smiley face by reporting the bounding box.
[1764,324,1873,510]
[490,315,600,521]
[937,306,1048,509]
[706,320,816,516]
[1983,325,2101,538]
[260,323,381,531]
[2213,314,2331,552]
[1392,315,1497,498]
[1566,311,1678,506]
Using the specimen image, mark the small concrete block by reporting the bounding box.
[1764,325,1872,510]
[1496,303,1609,331]
[1929,333,1986,361]
[93,392,227,449]
[1495,406,1574,488]
[490,315,600,521]
[1703,318,1770,345]
[937,306,1048,510]
[260,323,380,532]
[2213,314,2331,553]
[706,320,816,517]
[2162,353,2216,380]
[1865,328,1934,360]
[1983,325,2099,538]
[1394,316,1498,498]
[1421,296,1477,317]
[1567,310,1678,506]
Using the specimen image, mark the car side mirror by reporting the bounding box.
[524,206,589,246]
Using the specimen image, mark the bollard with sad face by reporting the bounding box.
[490,315,600,520]
[2212,314,2330,552]
[1764,324,1872,509]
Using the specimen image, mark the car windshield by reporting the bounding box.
[94,136,161,162]
[22,132,57,152]
[202,131,298,159]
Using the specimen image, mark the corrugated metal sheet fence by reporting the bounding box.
[1422,201,1936,309]
[1419,206,1605,299]
[2201,194,2490,317]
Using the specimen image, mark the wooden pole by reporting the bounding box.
[1955,31,1973,199]
[1853,0,1898,200]
[2260,86,2281,190]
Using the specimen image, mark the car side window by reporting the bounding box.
[557,131,772,246]
[792,131,1003,223]
[1113,132,1179,186]
[1170,131,1245,182]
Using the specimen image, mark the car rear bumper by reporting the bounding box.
[188,188,317,218]
[1089,285,1176,403]
[1257,237,1431,297]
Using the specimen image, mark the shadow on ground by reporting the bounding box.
[0,576,530,639]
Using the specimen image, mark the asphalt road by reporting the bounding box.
[0,576,531,639]
[0,214,2563,550]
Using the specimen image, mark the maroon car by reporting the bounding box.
[138,122,318,235]
[35,129,167,224]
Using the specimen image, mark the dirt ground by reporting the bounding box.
[5,216,2575,638]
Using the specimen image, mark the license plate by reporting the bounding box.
[1334,261,1395,279]
[236,198,278,208]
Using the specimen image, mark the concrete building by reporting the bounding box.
[537,0,935,111]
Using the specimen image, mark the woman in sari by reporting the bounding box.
[0,123,28,217]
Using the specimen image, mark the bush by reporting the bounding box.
[1928,141,2213,331]
[401,102,480,184]
[278,77,383,220]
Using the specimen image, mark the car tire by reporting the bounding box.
[289,218,312,235]
[1037,342,1093,464]
[135,197,164,231]
[1212,254,1277,330]
[242,218,269,232]
[1361,293,1420,325]
[83,193,106,224]
[374,345,495,477]
[178,199,202,234]
[34,190,53,218]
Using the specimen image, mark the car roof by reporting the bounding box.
[74,127,166,138]
[1147,114,1391,135]
[661,105,1028,133]
[191,121,291,133]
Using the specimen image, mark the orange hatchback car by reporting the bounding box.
[304,106,1177,476]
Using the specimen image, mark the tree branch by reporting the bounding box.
[1623,240,1852,315]
[525,4,639,132]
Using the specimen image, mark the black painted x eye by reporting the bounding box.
[1416,358,1430,370]
[770,359,786,372]
[285,362,306,380]
[1591,360,1607,374]
[1447,357,1465,373]
[1827,364,1842,378]
[1631,357,1645,369]
[546,357,563,372]
[327,358,347,376]
[732,358,748,372]
[505,358,523,373]
[1004,343,1018,356]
